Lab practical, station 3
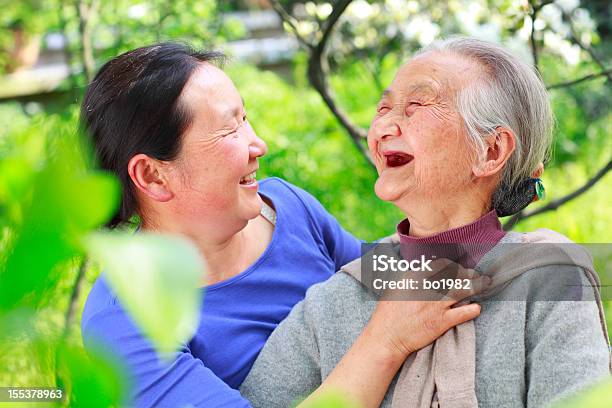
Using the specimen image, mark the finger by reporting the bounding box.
[455,266,479,280]
[443,303,481,328]
[421,264,481,301]
[429,260,480,281]
[522,230,547,243]
[420,258,466,284]
[429,258,454,271]
[414,258,454,280]
[444,275,491,302]
[522,228,573,244]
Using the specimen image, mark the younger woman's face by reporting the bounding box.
[166,63,268,237]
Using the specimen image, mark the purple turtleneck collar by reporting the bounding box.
[396,210,506,269]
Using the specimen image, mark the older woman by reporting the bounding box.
[240,38,611,407]
[80,43,492,407]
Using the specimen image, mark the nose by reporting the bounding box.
[247,124,267,158]
[370,117,401,143]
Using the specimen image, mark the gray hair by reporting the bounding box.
[418,37,554,212]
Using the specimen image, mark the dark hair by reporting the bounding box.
[81,43,225,228]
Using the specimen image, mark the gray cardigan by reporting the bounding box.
[240,233,610,407]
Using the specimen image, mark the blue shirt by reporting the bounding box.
[81,178,361,407]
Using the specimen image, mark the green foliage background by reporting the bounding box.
[0,0,611,406]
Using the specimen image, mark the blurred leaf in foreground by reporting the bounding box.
[553,378,612,408]
[297,390,356,408]
[85,231,205,356]
[56,342,128,408]
[0,131,119,312]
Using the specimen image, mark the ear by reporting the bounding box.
[472,126,516,179]
[127,154,174,202]
[531,162,544,178]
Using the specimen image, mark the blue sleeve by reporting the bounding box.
[82,305,252,408]
[277,179,362,269]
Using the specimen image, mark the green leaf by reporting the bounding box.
[0,157,34,204]
[64,172,121,234]
[85,231,205,355]
[56,342,128,408]
[553,378,612,408]
[296,390,355,408]
[0,139,120,312]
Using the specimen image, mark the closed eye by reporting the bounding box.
[405,101,423,115]
[377,105,391,114]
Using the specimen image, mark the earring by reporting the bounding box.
[533,178,546,201]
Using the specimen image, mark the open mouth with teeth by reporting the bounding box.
[239,171,257,185]
[383,152,414,168]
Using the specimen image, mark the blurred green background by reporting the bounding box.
[0,0,611,406]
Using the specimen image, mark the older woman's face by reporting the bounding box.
[368,52,480,207]
[167,63,268,231]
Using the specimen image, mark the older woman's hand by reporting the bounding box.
[369,259,490,359]
[302,260,489,408]
[522,228,574,243]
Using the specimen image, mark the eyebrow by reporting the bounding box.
[223,98,247,121]
[381,82,440,99]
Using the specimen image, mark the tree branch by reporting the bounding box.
[501,4,612,230]
[62,258,89,338]
[527,0,556,70]
[534,0,555,11]
[528,0,541,70]
[306,0,373,167]
[272,0,373,167]
[315,0,351,55]
[58,1,78,89]
[503,158,612,229]
[55,257,89,391]
[363,57,384,94]
[557,5,612,85]
[75,0,100,82]
[547,68,612,90]
[269,0,313,49]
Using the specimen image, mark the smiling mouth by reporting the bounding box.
[383,152,413,168]
[239,171,257,185]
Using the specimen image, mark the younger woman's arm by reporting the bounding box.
[83,304,253,408]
